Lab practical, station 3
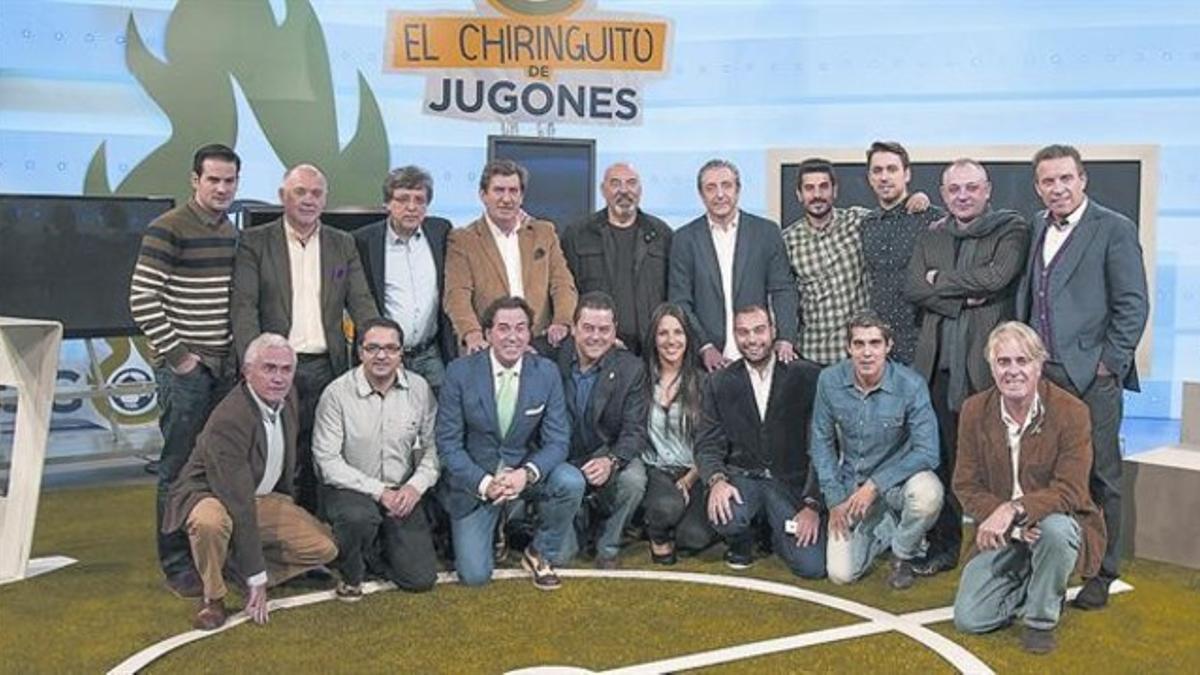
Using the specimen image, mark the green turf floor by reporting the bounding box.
[1,484,1197,673]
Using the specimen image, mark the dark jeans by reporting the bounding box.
[927,368,963,564]
[642,465,716,552]
[1043,362,1124,580]
[155,363,231,578]
[294,354,335,514]
[711,473,827,579]
[322,486,438,590]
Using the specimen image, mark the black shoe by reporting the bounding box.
[888,558,916,590]
[164,569,203,599]
[911,552,958,577]
[724,540,754,570]
[1021,626,1057,654]
[650,542,677,566]
[1073,576,1111,610]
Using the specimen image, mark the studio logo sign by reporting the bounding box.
[385,0,672,125]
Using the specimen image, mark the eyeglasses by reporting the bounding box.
[362,343,402,355]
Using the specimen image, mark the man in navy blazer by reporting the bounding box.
[1016,144,1149,609]
[354,166,456,390]
[668,159,800,372]
[435,296,584,590]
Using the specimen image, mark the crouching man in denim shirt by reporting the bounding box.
[809,311,942,589]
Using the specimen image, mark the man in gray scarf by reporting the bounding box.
[904,158,1030,576]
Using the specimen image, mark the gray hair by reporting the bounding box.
[696,158,741,193]
[985,321,1049,365]
[243,333,295,367]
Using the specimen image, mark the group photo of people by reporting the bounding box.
[137,140,1147,656]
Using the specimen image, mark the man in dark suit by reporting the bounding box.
[231,163,379,513]
[561,163,672,356]
[696,304,825,577]
[669,159,800,372]
[162,333,337,631]
[435,296,584,590]
[1017,144,1149,609]
[904,158,1030,576]
[354,166,455,390]
[551,292,649,568]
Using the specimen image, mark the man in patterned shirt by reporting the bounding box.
[783,159,871,365]
[861,141,942,366]
[129,143,241,597]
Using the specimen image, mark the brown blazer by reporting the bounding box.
[231,219,379,375]
[953,379,1105,577]
[443,216,577,349]
[162,383,299,579]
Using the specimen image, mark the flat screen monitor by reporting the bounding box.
[487,135,596,232]
[0,194,175,338]
[239,206,387,233]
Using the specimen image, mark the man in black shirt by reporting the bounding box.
[562,163,673,355]
[861,141,942,365]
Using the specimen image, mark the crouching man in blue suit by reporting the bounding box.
[436,296,585,590]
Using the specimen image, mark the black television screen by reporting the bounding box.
[779,160,1142,230]
[0,194,175,338]
[239,206,387,233]
[487,135,596,232]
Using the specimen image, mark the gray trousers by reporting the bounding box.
[826,470,943,584]
[954,513,1081,632]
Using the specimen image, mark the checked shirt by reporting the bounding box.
[782,206,870,365]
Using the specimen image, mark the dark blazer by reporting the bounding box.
[561,208,673,348]
[905,209,1030,401]
[954,380,1105,577]
[695,358,823,505]
[435,349,571,518]
[668,210,799,353]
[552,338,650,466]
[1016,200,1149,393]
[232,219,379,375]
[162,383,299,579]
[354,216,456,362]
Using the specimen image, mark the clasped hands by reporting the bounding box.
[485,467,530,503]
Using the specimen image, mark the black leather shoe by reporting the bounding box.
[911,552,958,577]
[888,558,916,590]
[1073,576,1111,610]
[164,569,204,599]
[724,540,754,570]
[1021,626,1057,654]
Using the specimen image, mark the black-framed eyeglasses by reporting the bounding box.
[362,343,402,355]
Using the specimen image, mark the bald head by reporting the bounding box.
[601,162,642,226]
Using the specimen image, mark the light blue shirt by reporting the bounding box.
[383,222,439,348]
[809,359,939,507]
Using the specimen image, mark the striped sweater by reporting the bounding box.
[128,201,237,369]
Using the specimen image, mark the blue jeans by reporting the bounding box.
[826,470,943,584]
[450,462,585,586]
[954,513,1081,632]
[403,341,446,392]
[561,458,648,562]
[711,473,827,579]
[155,363,230,577]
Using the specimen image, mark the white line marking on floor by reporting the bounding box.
[108,570,1133,674]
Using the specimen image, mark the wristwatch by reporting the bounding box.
[707,472,728,488]
[1010,500,1028,526]
[523,465,538,486]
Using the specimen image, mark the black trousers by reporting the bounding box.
[294,354,335,514]
[1043,362,1125,580]
[926,368,963,563]
[641,465,716,552]
[322,486,438,590]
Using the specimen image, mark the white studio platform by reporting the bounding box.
[0,317,76,585]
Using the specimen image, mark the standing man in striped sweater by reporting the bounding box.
[129,143,242,598]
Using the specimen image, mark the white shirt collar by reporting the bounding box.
[247,385,283,424]
[485,212,520,239]
[387,219,423,245]
[489,349,524,380]
[1052,196,1088,229]
[1000,392,1042,435]
[706,211,740,233]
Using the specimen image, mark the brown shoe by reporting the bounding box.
[192,598,227,631]
[520,546,562,591]
[1021,626,1057,654]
